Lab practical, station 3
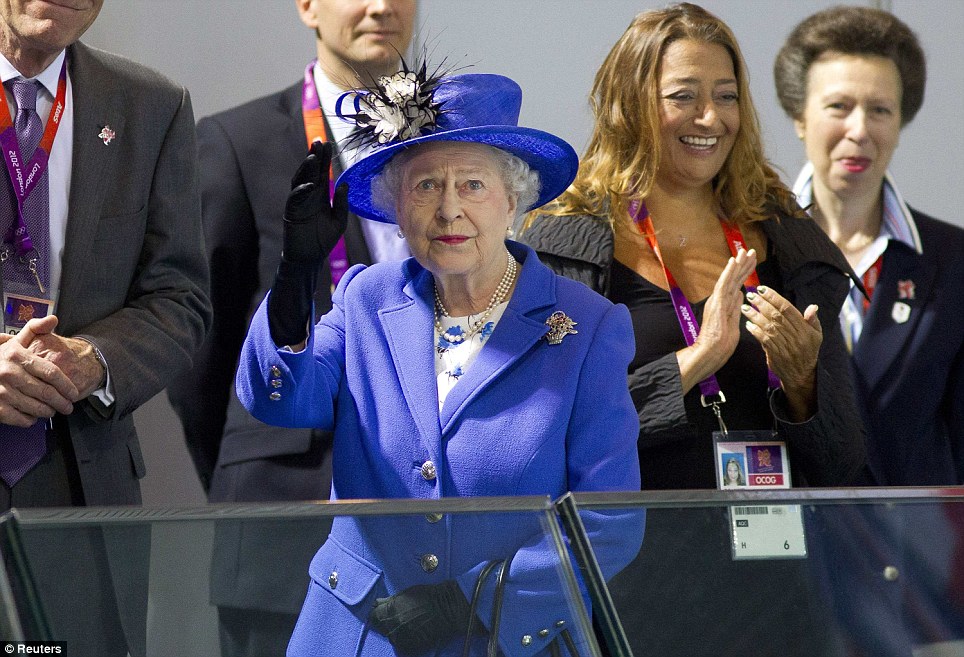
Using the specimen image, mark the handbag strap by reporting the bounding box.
[487,552,516,657]
[461,559,502,657]
[471,552,582,657]
[559,628,580,656]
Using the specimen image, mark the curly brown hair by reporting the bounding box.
[773,5,926,126]
[539,2,798,228]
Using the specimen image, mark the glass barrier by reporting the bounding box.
[0,496,613,657]
[3,489,962,657]
[0,518,25,642]
[560,488,964,657]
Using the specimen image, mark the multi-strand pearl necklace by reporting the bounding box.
[434,248,517,346]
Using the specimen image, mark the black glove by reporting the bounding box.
[368,580,475,655]
[267,141,349,346]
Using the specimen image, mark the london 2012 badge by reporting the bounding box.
[714,431,807,560]
[3,292,53,335]
[715,433,791,489]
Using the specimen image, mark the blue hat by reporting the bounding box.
[335,72,578,224]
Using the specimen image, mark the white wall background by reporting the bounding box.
[78,0,963,505]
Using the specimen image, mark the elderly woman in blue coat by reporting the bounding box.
[236,70,642,656]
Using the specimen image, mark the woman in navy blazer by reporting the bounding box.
[775,8,964,653]
[775,6,964,486]
[237,70,642,657]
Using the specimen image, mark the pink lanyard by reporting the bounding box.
[628,200,780,424]
[0,58,67,258]
[302,60,349,287]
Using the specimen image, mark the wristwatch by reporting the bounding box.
[79,338,109,389]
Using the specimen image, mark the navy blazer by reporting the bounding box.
[852,209,964,485]
[237,242,642,656]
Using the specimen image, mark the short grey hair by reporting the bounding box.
[371,143,541,222]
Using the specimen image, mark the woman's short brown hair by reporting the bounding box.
[774,5,926,126]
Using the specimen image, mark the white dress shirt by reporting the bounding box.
[0,50,72,305]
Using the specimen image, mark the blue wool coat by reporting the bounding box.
[237,242,642,657]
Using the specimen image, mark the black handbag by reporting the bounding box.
[462,553,582,657]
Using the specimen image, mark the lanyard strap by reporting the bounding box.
[720,217,782,392]
[0,57,67,256]
[302,60,349,287]
[628,200,780,420]
[861,254,883,313]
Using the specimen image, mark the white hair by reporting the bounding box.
[371,142,541,222]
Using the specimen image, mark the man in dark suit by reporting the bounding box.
[167,1,415,654]
[0,0,210,655]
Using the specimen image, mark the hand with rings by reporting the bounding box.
[741,285,822,420]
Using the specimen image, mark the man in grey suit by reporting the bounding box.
[168,0,414,654]
[0,1,210,654]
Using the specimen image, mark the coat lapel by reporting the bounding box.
[281,82,309,171]
[58,43,123,318]
[439,245,556,435]
[379,263,443,450]
[853,243,933,390]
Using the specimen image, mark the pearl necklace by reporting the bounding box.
[434,248,517,346]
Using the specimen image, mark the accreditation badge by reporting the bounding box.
[3,291,54,335]
[713,431,807,560]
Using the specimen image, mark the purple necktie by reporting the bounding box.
[0,78,51,488]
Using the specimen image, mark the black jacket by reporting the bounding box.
[521,211,867,486]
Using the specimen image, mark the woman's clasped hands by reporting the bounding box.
[741,281,822,420]
[679,247,756,390]
[682,247,823,421]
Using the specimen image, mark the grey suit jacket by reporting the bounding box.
[9,42,210,657]
[56,41,211,505]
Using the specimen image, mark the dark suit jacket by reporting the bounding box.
[56,42,211,504]
[521,210,867,487]
[852,209,964,485]
[167,81,373,612]
[11,41,210,657]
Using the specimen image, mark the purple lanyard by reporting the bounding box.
[302,61,349,287]
[628,200,780,430]
[0,58,67,257]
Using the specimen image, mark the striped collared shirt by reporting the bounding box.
[792,162,922,348]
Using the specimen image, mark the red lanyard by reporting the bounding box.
[0,57,67,256]
[628,200,780,407]
[861,255,883,313]
[302,60,349,287]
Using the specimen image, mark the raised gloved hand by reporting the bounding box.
[281,140,349,265]
[368,580,475,655]
[267,141,348,347]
